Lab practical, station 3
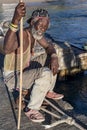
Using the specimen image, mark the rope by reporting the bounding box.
[41,107,60,119]
[44,98,86,130]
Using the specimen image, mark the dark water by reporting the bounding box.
[0,0,87,120]
[55,74,87,114]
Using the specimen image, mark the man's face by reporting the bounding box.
[31,17,49,40]
[34,18,49,34]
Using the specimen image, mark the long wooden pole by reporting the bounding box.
[17,0,23,129]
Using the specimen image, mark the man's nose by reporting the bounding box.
[40,27,45,32]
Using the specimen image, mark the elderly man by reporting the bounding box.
[3,2,64,123]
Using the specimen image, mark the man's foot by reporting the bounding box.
[24,107,45,123]
[15,89,29,110]
[46,91,64,100]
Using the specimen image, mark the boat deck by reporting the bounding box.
[0,69,87,130]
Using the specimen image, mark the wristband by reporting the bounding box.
[9,23,18,32]
[10,23,18,28]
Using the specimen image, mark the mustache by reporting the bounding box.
[32,26,44,35]
[34,29,43,35]
[31,26,43,40]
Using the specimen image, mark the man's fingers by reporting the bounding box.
[51,66,58,75]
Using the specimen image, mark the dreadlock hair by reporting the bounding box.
[27,8,49,24]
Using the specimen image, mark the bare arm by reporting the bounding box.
[38,36,57,55]
[3,2,26,54]
[38,36,56,53]
[4,30,19,53]
[38,37,59,75]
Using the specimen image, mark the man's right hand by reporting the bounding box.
[12,2,26,24]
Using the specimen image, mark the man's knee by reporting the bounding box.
[42,67,51,76]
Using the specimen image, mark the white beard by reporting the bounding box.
[31,26,43,40]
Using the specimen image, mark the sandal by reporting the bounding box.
[46,91,64,100]
[25,109,45,123]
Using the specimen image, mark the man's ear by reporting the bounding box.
[30,20,35,26]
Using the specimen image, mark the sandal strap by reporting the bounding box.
[25,109,44,120]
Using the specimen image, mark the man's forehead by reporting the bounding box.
[34,17,49,26]
[38,17,49,22]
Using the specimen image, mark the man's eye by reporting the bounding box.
[39,22,42,26]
